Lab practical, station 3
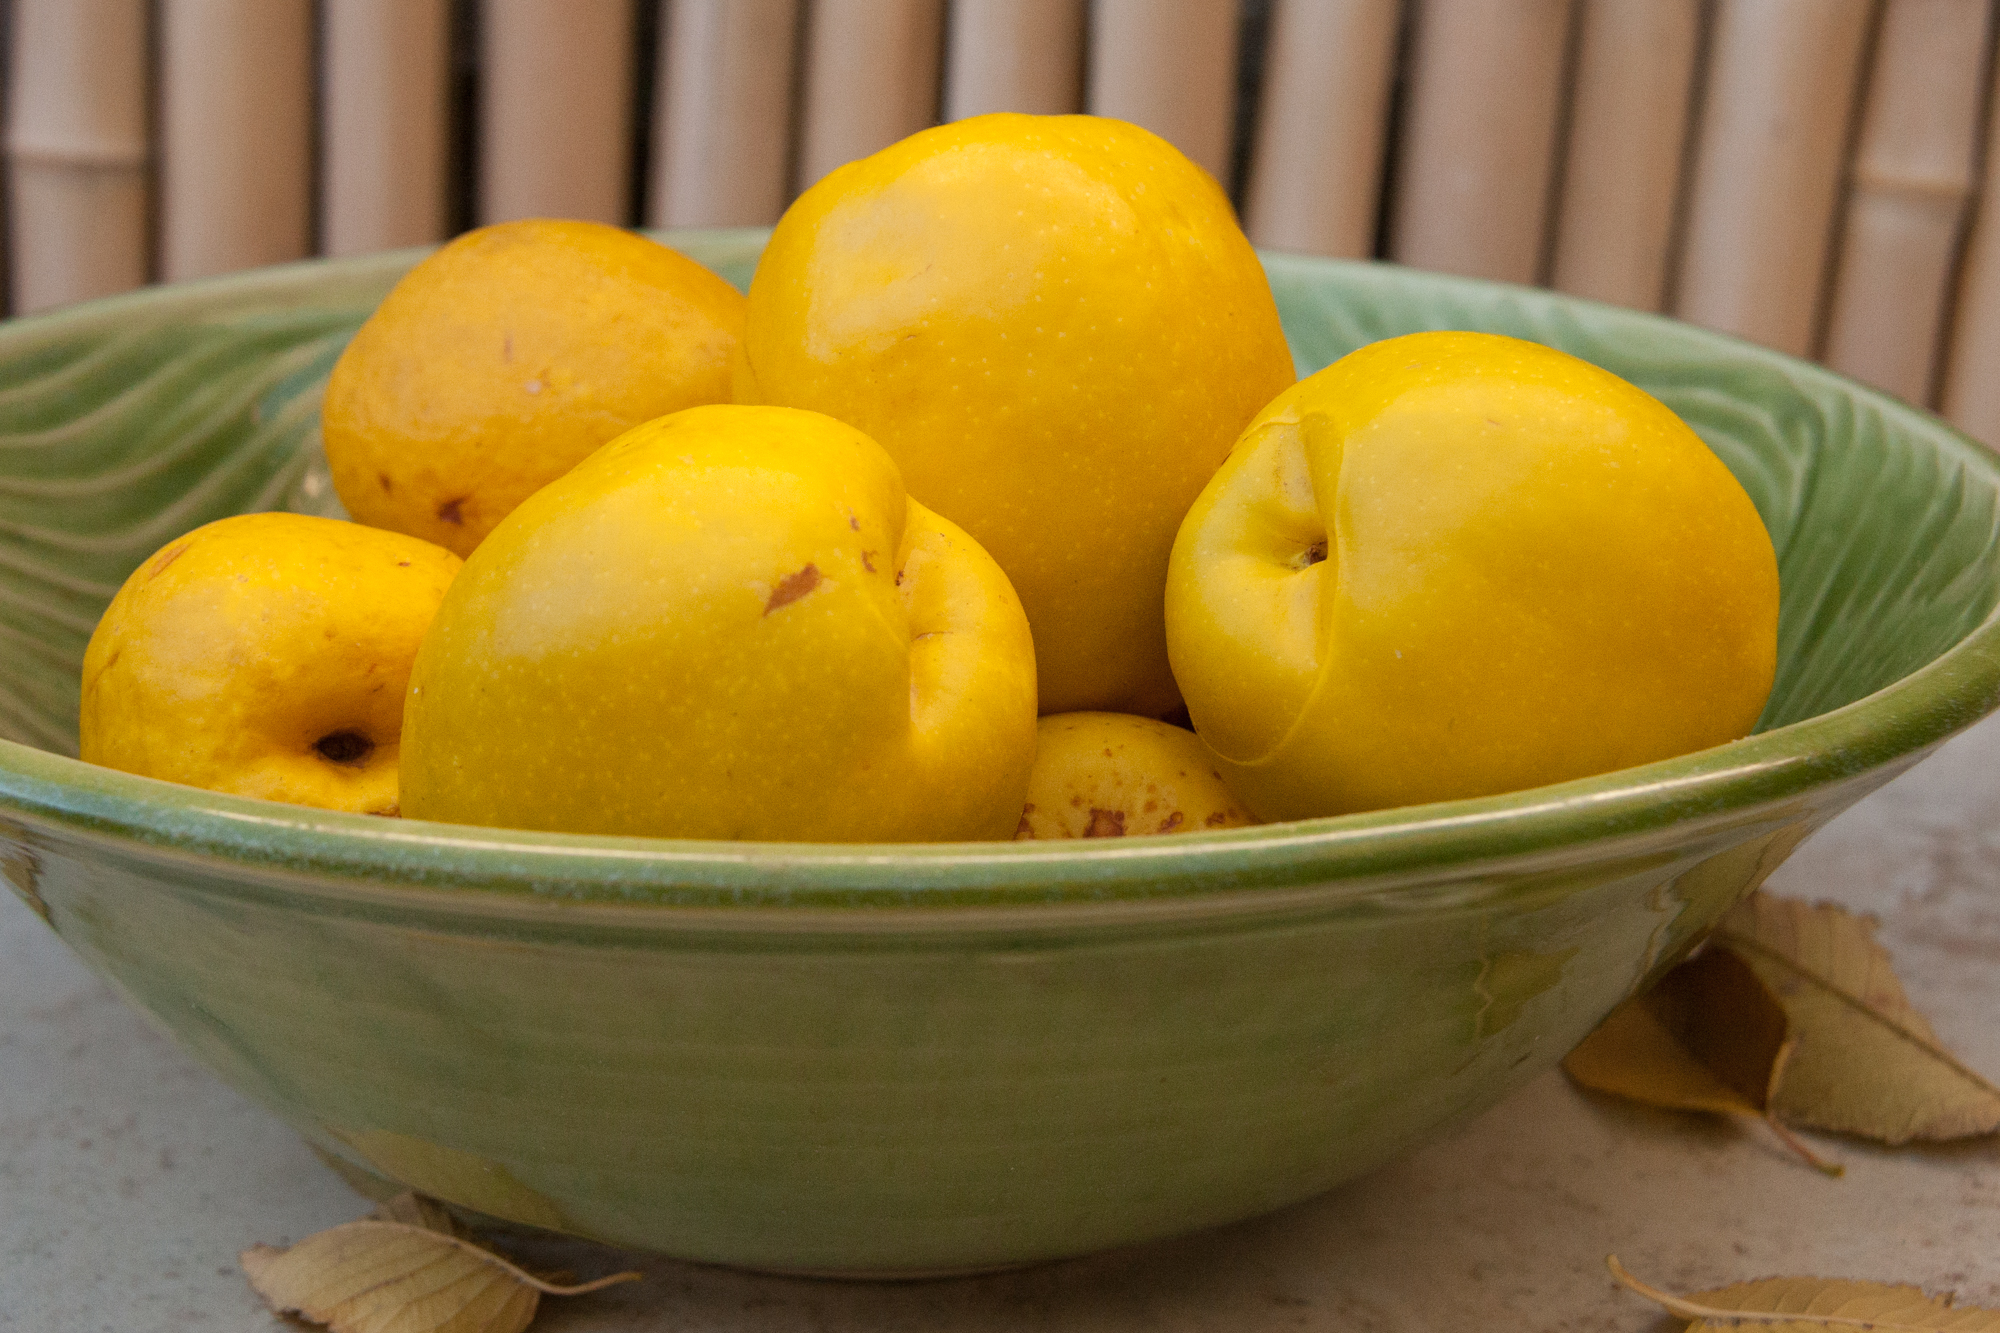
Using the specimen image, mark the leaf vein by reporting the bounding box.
[1717,933,2000,1098]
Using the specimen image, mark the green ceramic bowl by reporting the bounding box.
[3,230,1999,1275]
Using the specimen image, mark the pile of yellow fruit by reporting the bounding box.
[78,114,1780,843]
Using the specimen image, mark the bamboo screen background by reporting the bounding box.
[6,0,1998,444]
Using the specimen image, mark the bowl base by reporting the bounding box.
[310,1144,1035,1282]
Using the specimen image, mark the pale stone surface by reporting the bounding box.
[6,712,1999,1330]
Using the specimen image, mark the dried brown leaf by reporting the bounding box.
[1563,998,1746,1113]
[1609,1255,2000,1331]
[1564,950,1838,1172]
[241,1193,639,1333]
[1565,951,1781,1118]
[1718,894,2000,1143]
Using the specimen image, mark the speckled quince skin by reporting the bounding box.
[80,512,462,814]
[1166,330,1780,820]
[321,218,745,557]
[1016,712,1256,839]
[400,404,1039,842]
[737,112,1296,717]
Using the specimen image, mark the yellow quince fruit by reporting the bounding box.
[80,512,461,813]
[738,113,1295,717]
[400,404,1039,842]
[1166,331,1780,819]
[1016,712,1257,839]
[322,218,745,556]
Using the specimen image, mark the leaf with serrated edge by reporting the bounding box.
[1610,1256,2000,1331]
[240,1197,638,1333]
[1718,893,2000,1143]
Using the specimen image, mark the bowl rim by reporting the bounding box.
[4,237,2000,914]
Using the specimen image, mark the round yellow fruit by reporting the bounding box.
[80,512,462,814]
[738,113,1296,716]
[1015,712,1256,839]
[322,218,745,557]
[400,404,1039,842]
[1166,330,1780,819]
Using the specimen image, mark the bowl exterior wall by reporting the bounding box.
[5,772,1881,1272]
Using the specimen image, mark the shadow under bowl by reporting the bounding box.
[2,231,1998,1274]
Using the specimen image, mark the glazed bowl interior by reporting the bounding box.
[2,230,1999,1273]
[2,230,1996,902]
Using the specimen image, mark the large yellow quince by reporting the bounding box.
[737,113,1296,716]
[1166,331,1780,819]
[80,513,462,813]
[400,405,1039,842]
[322,218,744,557]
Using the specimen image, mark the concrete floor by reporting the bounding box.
[7,713,2000,1331]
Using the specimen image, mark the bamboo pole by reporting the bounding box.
[1388,0,1576,284]
[479,0,637,225]
[944,0,1085,120]
[159,0,315,282]
[322,0,452,256]
[797,0,945,190]
[1941,28,2000,444]
[1242,0,1401,258]
[1822,0,1988,405]
[7,0,152,312]
[649,0,800,227]
[1548,0,1704,311]
[1671,0,1875,358]
[1088,0,1240,182]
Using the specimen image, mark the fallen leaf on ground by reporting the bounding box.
[1717,893,2000,1143]
[1562,947,1838,1172]
[1609,1255,2000,1331]
[240,1191,639,1333]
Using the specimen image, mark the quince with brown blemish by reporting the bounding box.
[322,218,744,557]
[400,405,1038,842]
[1015,712,1256,840]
